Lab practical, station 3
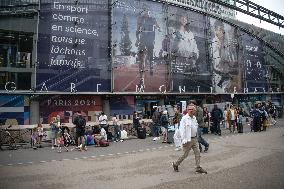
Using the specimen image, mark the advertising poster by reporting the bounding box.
[109,96,135,115]
[112,0,168,92]
[167,6,210,93]
[37,0,111,92]
[241,32,268,92]
[209,18,241,93]
[39,95,102,124]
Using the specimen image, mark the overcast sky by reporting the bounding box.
[235,0,284,35]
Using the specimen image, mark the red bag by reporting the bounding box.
[99,140,109,147]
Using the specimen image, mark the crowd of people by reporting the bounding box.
[29,100,278,156]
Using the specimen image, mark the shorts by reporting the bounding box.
[161,127,167,134]
[51,131,58,139]
[76,129,85,137]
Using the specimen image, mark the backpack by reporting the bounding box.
[77,116,86,128]
[212,108,222,121]
[152,111,160,123]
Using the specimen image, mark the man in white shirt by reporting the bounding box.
[172,105,207,174]
[99,112,109,140]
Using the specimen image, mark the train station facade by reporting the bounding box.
[0,0,283,125]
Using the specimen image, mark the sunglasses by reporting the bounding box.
[187,109,193,110]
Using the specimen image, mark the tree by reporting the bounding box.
[119,14,132,56]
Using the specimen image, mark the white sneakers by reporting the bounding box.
[153,137,160,141]
[175,147,182,151]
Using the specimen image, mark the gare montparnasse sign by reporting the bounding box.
[4,81,282,94]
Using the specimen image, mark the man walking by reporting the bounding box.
[172,104,207,174]
[189,100,209,153]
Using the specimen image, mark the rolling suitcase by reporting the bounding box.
[167,126,175,143]
[137,127,146,139]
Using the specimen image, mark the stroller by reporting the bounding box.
[57,128,75,152]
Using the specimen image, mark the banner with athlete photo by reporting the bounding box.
[167,6,210,93]
[112,0,168,92]
[209,18,241,93]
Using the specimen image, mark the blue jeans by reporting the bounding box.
[197,127,209,148]
[153,123,160,137]
[113,125,121,141]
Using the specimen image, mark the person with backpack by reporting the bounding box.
[211,104,223,136]
[189,100,209,153]
[251,103,262,132]
[73,111,87,151]
[152,107,161,141]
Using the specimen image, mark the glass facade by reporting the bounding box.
[0,0,283,124]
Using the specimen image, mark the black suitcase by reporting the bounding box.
[137,127,146,139]
[167,130,175,143]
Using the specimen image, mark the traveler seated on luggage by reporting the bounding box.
[93,125,107,146]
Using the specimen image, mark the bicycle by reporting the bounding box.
[0,125,18,150]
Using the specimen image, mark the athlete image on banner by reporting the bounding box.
[168,14,199,73]
[210,18,241,93]
[112,0,168,92]
[167,7,210,92]
[135,4,161,77]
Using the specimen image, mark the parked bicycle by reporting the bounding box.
[0,125,18,150]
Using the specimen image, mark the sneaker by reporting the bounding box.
[172,162,179,172]
[175,147,181,151]
[273,121,277,125]
[51,146,55,150]
[204,144,209,153]
[153,137,157,141]
[196,166,207,174]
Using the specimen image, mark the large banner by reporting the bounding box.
[39,95,102,124]
[168,7,210,92]
[109,96,134,115]
[112,0,168,92]
[241,32,268,92]
[210,18,241,93]
[37,0,111,92]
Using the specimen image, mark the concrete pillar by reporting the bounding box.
[103,98,110,118]
[158,98,164,106]
[30,100,39,124]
